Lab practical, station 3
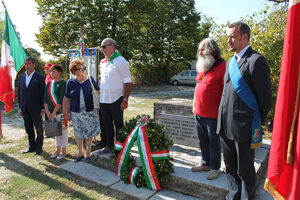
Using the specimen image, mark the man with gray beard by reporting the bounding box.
[191,38,226,180]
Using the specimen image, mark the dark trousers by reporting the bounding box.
[22,110,44,152]
[100,97,124,147]
[98,107,106,145]
[195,115,221,170]
[220,135,256,200]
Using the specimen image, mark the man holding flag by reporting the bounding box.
[264,1,300,199]
[0,11,27,138]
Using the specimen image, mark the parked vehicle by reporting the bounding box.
[170,70,197,86]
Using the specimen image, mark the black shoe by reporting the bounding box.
[74,155,84,162]
[35,150,43,155]
[98,146,113,154]
[22,149,35,154]
[96,142,106,150]
[85,157,91,163]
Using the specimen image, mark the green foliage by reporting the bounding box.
[268,0,288,3]
[210,5,287,122]
[0,12,4,52]
[124,0,210,84]
[112,115,174,188]
[35,0,210,84]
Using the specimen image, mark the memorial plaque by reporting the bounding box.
[158,113,199,147]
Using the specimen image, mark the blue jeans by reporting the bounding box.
[195,115,221,170]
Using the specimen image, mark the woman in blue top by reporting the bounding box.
[63,59,101,163]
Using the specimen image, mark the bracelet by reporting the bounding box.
[123,98,128,102]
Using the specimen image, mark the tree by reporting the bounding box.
[0,12,4,51]
[267,0,288,3]
[35,0,210,84]
[210,4,287,121]
[125,0,210,84]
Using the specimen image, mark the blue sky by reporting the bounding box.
[1,0,276,61]
[195,0,274,24]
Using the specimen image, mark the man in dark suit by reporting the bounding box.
[18,57,45,155]
[217,22,272,200]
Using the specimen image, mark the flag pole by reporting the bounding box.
[0,0,5,140]
[2,0,9,18]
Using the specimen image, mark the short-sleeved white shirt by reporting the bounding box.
[99,56,131,104]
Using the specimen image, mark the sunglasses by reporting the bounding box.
[74,67,86,72]
[100,43,113,49]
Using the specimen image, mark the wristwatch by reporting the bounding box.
[123,98,128,102]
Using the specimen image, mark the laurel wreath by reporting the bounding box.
[112,115,174,188]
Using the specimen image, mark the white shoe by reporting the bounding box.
[56,155,65,160]
[50,154,58,159]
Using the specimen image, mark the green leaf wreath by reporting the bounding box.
[112,115,174,189]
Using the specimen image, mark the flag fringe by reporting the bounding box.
[0,90,14,99]
[286,63,300,165]
[264,178,287,200]
[250,142,262,149]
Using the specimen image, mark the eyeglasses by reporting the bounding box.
[100,43,113,49]
[74,67,86,72]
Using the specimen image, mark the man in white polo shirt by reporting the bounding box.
[98,38,132,154]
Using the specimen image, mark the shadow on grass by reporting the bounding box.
[0,152,94,199]
[66,136,102,153]
[0,152,131,200]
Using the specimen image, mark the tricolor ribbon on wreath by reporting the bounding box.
[115,116,170,191]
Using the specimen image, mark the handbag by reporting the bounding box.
[88,76,100,109]
[45,119,62,137]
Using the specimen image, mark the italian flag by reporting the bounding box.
[0,12,27,114]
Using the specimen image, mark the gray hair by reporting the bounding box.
[228,21,251,41]
[196,38,221,59]
[102,38,117,48]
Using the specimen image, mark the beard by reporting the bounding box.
[196,54,215,73]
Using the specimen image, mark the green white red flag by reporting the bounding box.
[264,0,300,199]
[75,39,85,58]
[0,12,27,114]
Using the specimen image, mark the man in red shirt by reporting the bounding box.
[191,38,226,180]
[43,63,53,84]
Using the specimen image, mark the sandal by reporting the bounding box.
[74,155,84,162]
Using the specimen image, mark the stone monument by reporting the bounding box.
[154,98,199,147]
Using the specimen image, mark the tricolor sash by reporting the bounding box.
[48,80,67,128]
[101,50,122,63]
[116,116,161,191]
[228,56,262,148]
